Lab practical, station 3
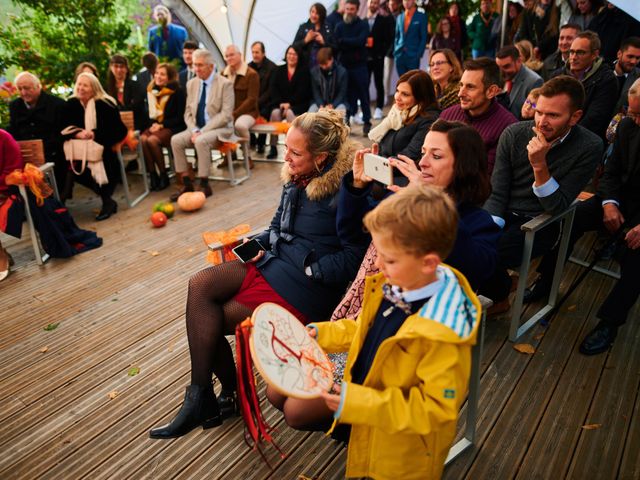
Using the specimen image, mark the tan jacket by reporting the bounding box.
[184,74,234,132]
[222,62,260,119]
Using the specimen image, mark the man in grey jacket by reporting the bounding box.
[495,45,543,119]
[481,75,602,310]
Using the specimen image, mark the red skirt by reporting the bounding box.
[233,263,310,325]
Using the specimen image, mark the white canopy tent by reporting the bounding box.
[164,0,336,66]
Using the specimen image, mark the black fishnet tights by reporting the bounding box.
[185,261,253,390]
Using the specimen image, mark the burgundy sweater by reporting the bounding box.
[440,100,517,174]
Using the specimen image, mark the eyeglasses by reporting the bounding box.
[429,60,450,67]
[524,99,537,108]
[568,49,590,57]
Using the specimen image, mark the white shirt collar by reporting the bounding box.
[390,269,444,303]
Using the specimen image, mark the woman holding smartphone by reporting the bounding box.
[149,109,368,439]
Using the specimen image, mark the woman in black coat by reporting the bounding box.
[106,54,147,132]
[140,63,186,191]
[293,2,336,68]
[368,69,440,163]
[61,72,127,220]
[267,45,311,159]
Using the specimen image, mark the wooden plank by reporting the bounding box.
[618,376,640,480]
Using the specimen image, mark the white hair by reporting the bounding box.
[14,71,41,89]
[629,78,640,100]
[193,49,214,65]
[225,45,241,55]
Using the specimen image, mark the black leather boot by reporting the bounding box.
[149,384,222,439]
[149,172,160,191]
[157,171,170,191]
[218,390,239,419]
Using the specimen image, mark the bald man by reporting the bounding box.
[8,72,66,193]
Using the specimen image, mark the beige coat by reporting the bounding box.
[184,74,234,133]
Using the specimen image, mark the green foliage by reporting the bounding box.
[425,0,481,29]
[0,0,154,88]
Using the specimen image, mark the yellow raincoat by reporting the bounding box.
[314,265,481,480]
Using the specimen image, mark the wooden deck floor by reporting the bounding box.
[1,154,639,480]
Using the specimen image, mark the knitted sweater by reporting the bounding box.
[440,100,517,174]
[484,121,602,219]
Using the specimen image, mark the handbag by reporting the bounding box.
[61,126,108,185]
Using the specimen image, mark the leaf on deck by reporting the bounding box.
[127,366,140,377]
[43,323,59,331]
[513,343,536,354]
[581,423,602,430]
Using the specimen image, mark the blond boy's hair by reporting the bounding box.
[364,185,458,259]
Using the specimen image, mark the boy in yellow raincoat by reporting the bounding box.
[310,185,482,480]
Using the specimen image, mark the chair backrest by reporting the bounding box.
[18,140,45,166]
[119,111,135,131]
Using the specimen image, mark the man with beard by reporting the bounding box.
[481,76,602,312]
[440,58,517,173]
[393,0,427,75]
[248,41,277,154]
[496,45,543,118]
[543,23,581,80]
[148,5,188,65]
[558,31,618,140]
[525,79,640,355]
[613,37,640,113]
[335,0,372,135]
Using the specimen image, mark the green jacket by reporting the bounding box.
[468,12,499,51]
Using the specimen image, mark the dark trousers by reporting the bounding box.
[537,196,640,327]
[480,212,560,302]
[395,54,419,76]
[347,64,371,124]
[367,57,385,109]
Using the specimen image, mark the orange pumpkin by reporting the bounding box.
[177,191,206,212]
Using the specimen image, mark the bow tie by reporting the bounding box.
[382,284,413,316]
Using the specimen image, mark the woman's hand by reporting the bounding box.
[149,123,162,133]
[280,102,291,112]
[75,129,94,140]
[352,144,379,188]
[315,32,325,45]
[241,237,265,263]
[304,30,316,44]
[388,155,421,192]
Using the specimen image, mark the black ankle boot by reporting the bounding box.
[149,384,222,439]
[149,172,160,191]
[266,146,278,159]
[96,198,118,221]
[218,390,239,419]
[157,171,170,190]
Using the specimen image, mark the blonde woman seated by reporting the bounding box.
[368,69,440,163]
[429,48,463,110]
[61,73,127,220]
[140,63,186,191]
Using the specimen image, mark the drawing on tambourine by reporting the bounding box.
[250,303,333,399]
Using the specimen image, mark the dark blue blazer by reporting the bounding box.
[393,9,428,61]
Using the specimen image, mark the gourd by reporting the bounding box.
[177,191,206,212]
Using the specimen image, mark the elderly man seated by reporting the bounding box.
[8,72,66,194]
[170,49,234,200]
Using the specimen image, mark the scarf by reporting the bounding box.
[81,98,108,185]
[147,85,174,124]
[368,104,419,143]
[291,169,321,188]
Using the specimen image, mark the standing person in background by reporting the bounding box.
[335,0,372,136]
[148,4,188,65]
[587,3,640,66]
[135,52,159,95]
[293,3,336,69]
[446,2,468,57]
[383,0,403,107]
[393,0,427,76]
[430,16,461,62]
[179,40,199,91]
[542,23,581,80]
[468,0,499,59]
[495,45,543,119]
[516,0,560,61]
[429,49,463,110]
[568,0,601,31]
[106,55,147,132]
[248,41,277,155]
[222,45,260,146]
[8,72,66,197]
[366,0,395,120]
[266,46,311,159]
[141,63,185,191]
[326,0,346,33]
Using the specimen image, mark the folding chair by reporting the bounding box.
[445,295,490,465]
[206,134,251,186]
[509,203,577,341]
[249,124,284,164]
[116,111,149,207]
[16,140,61,265]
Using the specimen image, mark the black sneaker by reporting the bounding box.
[362,122,372,137]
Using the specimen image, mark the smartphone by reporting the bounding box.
[364,153,393,186]
[232,238,266,263]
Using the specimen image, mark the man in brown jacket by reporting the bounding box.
[222,45,260,141]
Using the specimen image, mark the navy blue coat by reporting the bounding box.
[255,142,368,322]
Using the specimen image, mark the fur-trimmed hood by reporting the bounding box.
[280,139,362,201]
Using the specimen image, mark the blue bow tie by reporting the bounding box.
[382,284,413,316]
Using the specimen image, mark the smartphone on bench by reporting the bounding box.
[232,238,266,263]
[364,153,394,186]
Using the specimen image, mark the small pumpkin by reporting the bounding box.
[177,191,206,212]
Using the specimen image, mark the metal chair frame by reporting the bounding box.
[116,111,150,207]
